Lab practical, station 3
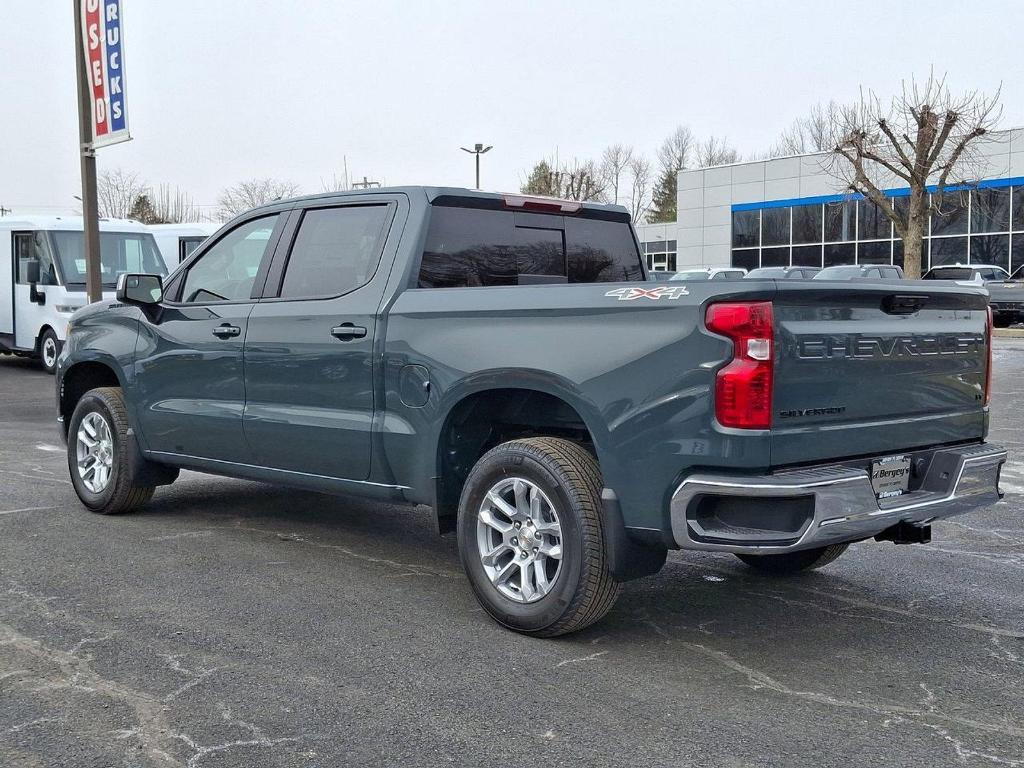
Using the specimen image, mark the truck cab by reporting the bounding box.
[0,215,167,372]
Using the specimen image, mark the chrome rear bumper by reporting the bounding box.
[670,443,1006,554]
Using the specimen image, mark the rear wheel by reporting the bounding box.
[67,387,155,515]
[735,543,849,575]
[38,328,60,374]
[457,437,620,637]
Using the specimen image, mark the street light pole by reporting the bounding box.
[460,143,492,190]
[73,0,102,304]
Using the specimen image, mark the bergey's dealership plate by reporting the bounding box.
[871,455,911,499]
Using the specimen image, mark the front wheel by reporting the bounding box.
[38,328,61,375]
[67,387,155,515]
[735,543,849,575]
[457,437,620,637]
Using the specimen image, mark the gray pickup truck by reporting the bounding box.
[56,187,1006,637]
[923,264,1024,327]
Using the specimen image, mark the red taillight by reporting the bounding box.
[502,194,583,214]
[706,301,774,429]
[985,305,993,405]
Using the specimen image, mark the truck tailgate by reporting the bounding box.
[770,282,990,465]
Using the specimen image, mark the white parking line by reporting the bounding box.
[0,506,59,516]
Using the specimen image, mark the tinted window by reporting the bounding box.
[745,267,786,278]
[823,242,855,267]
[760,246,789,267]
[858,240,891,264]
[814,266,865,280]
[761,208,790,246]
[924,267,973,280]
[792,204,822,244]
[279,206,390,299]
[858,200,891,240]
[930,236,967,268]
[731,249,757,272]
[181,215,278,303]
[417,207,642,288]
[972,188,1010,233]
[969,235,1010,273]
[791,244,822,267]
[931,193,968,236]
[824,201,856,242]
[732,210,759,247]
[1013,187,1024,231]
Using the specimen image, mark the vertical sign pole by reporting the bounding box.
[74,0,103,304]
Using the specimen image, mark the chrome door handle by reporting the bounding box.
[211,324,241,338]
[331,324,368,341]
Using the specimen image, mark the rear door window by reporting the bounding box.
[278,205,391,299]
[418,206,643,288]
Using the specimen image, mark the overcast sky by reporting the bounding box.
[4,0,1023,215]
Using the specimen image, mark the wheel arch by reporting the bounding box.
[59,359,125,437]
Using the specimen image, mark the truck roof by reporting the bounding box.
[147,222,219,236]
[0,214,151,233]
[244,186,632,218]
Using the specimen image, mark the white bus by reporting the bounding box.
[149,223,218,266]
[0,215,168,373]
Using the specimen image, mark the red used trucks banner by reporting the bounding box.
[80,0,130,148]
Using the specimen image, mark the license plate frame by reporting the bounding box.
[870,455,911,499]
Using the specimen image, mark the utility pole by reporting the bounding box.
[460,143,492,190]
[0,206,10,217]
[73,0,102,304]
[351,176,381,190]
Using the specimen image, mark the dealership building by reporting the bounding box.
[634,127,1024,274]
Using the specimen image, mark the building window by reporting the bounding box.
[760,246,789,267]
[931,193,969,236]
[1013,234,1024,274]
[824,243,855,267]
[792,204,822,244]
[970,234,1009,271]
[930,236,968,268]
[1012,186,1024,232]
[731,249,758,271]
[761,208,790,246]
[972,188,1010,233]
[791,244,822,267]
[858,240,892,264]
[858,200,891,240]
[731,210,759,248]
[824,200,857,242]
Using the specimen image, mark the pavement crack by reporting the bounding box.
[554,650,608,668]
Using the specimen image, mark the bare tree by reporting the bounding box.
[695,135,740,167]
[520,157,606,202]
[769,102,841,157]
[600,144,634,205]
[152,184,207,223]
[829,73,1002,277]
[627,156,652,222]
[97,168,148,219]
[648,126,695,223]
[217,178,301,219]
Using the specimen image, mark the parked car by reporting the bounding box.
[813,264,904,280]
[745,266,820,279]
[57,187,1005,637]
[149,223,218,267]
[922,263,1024,327]
[666,266,747,280]
[0,215,168,373]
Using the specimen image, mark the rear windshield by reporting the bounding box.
[924,267,975,280]
[745,267,787,278]
[417,206,644,288]
[813,266,864,280]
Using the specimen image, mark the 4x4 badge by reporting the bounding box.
[605,286,690,301]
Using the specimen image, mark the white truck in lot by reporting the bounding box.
[149,223,218,266]
[0,215,168,373]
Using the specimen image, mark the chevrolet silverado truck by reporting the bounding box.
[56,187,1007,637]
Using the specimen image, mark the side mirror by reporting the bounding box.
[22,257,40,285]
[116,273,163,305]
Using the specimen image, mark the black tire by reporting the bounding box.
[67,387,155,515]
[38,328,61,375]
[457,437,620,637]
[735,543,849,575]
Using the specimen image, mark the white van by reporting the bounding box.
[0,215,168,373]
[149,223,218,266]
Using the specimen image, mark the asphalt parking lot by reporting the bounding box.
[0,346,1022,768]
